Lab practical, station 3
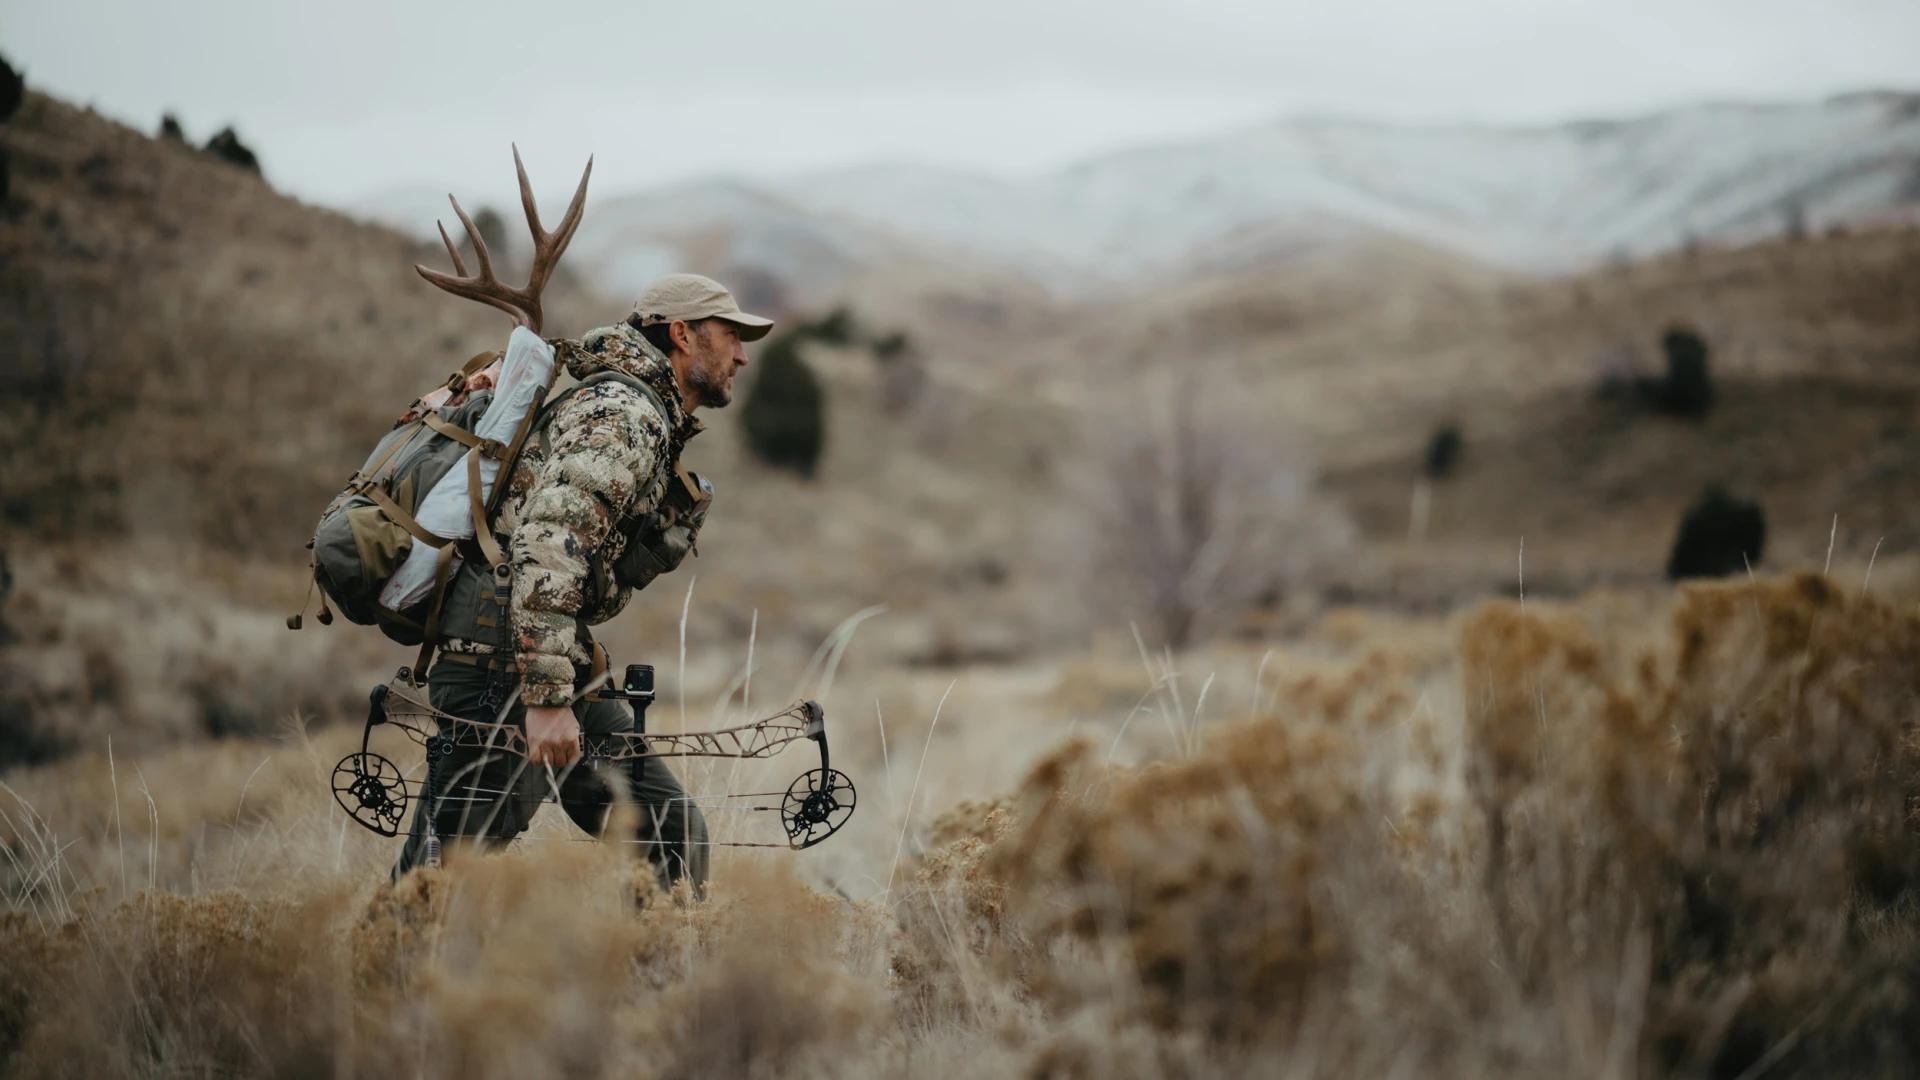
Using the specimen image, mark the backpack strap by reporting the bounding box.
[410,363,559,677]
[363,486,455,551]
[420,413,509,460]
[532,370,670,459]
[459,371,561,575]
[411,367,665,677]
[484,381,555,522]
[410,541,461,682]
[466,442,507,569]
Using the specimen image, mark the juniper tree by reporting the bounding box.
[740,333,826,477]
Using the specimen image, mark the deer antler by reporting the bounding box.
[414,144,593,335]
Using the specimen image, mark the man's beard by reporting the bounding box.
[687,361,731,408]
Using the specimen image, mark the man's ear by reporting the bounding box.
[669,319,691,355]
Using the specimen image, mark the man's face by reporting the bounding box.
[677,319,748,408]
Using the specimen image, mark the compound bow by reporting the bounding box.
[332,666,856,854]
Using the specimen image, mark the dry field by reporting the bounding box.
[6,92,1920,1077]
[3,572,1918,1077]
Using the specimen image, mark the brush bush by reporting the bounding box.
[0,52,22,123]
[1666,486,1765,580]
[740,332,827,477]
[1424,422,1463,479]
[202,127,259,173]
[1646,325,1715,418]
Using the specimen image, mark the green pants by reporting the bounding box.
[392,659,709,891]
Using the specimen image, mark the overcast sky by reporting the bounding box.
[7,0,1918,213]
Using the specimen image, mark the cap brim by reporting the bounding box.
[716,312,774,342]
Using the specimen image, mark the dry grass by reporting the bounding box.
[0,542,392,764]
[892,573,1920,1076]
[3,572,1914,1077]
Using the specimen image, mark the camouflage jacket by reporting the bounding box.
[461,323,700,707]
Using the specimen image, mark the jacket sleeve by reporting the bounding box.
[509,383,666,706]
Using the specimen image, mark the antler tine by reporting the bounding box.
[552,156,594,250]
[412,262,536,324]
[527,156,593,294]
[415,145,592,334]
[445,193,496,281]
[434,220,469,277]
[513,143,543,237]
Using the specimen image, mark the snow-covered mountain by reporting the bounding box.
[786,92,1920,277]
[358,91,1920,300]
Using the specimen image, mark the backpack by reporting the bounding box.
[290,352,675,665]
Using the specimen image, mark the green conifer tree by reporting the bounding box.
[740,333,826,477]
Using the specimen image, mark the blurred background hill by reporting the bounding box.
[5,79,1920,756]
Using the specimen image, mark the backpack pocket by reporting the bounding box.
[346,505,414,581]
[312,494,433,645]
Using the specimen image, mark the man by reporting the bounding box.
[393,272,771,892]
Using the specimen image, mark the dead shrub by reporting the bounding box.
[1457,574,1920,1076]
[890,573,1920,1075]
[1079,377,1351,651]
[898,723,1370,1041]
[1,892,358,1076]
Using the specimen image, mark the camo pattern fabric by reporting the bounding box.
[493,323,699,707]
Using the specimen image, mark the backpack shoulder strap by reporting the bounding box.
[414,369,670,675]
[532,370,671,458]
[460,370,663,570]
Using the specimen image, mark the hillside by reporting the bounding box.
[0,93,1074,761]
[1311,228,1920,591]
[7,85,1920,760]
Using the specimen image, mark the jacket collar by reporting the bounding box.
[564,323,702,443]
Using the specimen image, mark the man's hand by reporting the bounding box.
[525,705,581,769]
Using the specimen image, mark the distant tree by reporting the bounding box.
[0,149,9,205]
[202,127,260,173]
[872,330,912,364]
[0,52,22,123]
[471,205,510,258]
[1652,325,1714,418]
[740,333,826,477]
[158,114,186,142]
[1667,487,1766,580]
[808,306,857,346]
[1423,423,1463,480]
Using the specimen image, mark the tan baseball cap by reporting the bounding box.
[630,273,775,342]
